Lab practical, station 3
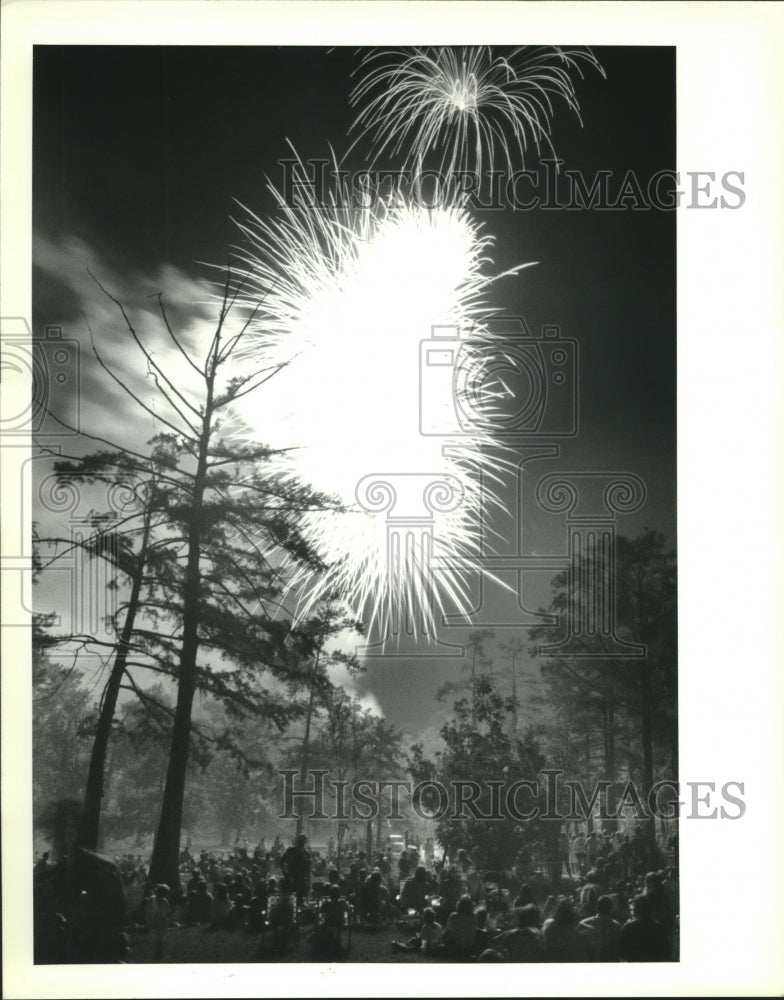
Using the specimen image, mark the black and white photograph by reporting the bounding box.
[2,2,782,997]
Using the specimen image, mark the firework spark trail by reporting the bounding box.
[228,153,533,638]
[349,46,605,180]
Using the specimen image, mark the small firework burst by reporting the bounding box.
[228,153,531,639]
[349,46,605,179]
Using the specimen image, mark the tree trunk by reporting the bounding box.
[78,505,153,850]
[146,618,199,894]
[147,366,216,894]
[375,789,383,858]
[297,652,319,838]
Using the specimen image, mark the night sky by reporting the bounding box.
[33,45,676,731]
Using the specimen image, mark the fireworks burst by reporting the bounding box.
[349,46,605,179]
[229,155,531,639]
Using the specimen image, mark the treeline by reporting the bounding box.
[412,529,677,863]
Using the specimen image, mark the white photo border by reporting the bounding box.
[2,2,783,996]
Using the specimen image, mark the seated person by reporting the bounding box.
[438,866,464,917]
[542,897,590,962]
[419,906,444,954]
[578,875,600,920]
[230,873,252,909]
[246,882,269,933]
[391,906,444,954]
[399,866,430,914]
[619,893,670,962]
[493,904,545,962]
[473,906,491,953]
[327,868,346,889]
[185,868,202,896]
[513,884,538,909]
[209,882,235,930]
[476,947,504,962]
[185,879,213,925]
[357,871,388,923]
[485,886,512,930]
[145,884,171,962]
[579,894,622,961]
[441,894,477,959]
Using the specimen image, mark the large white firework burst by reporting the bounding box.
[349,46,605,179]
[230,155,530,638]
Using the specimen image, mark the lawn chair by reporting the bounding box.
[310,894,353,956]
[259,892,299,952]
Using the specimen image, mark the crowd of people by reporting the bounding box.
[33,824,678,963]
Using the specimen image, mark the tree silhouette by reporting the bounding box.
[410,673,546,870]
[436,628,495,723]
[35,267,337,893]
[497,636,526,737]
[530,529,676,852]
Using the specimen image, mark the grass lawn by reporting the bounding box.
[128,921,431,965]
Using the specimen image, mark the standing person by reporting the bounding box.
[558,831,572,878]
[279,834,312,903]
[374,852,391,889]
[619,835,633,880]
[573,832,588,875]
[397,848,412,883]
[631,827,647,875]
[587,831,601,867]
